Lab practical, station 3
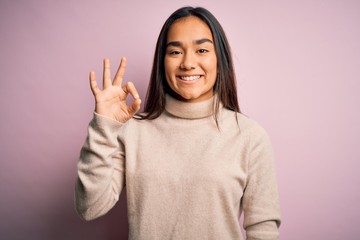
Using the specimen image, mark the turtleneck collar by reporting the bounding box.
[165,94,215,119]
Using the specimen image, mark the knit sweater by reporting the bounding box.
[75,95,281,240]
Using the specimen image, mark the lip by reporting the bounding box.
[176,75,203,83]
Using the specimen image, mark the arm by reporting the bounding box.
[75,58,141,220]
[75,113,125,220]
[243,126,281,240]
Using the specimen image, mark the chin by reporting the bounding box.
[171,92,195,102]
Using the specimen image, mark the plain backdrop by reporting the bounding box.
[1,0,359,239]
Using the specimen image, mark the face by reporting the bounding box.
[164,16,217,103]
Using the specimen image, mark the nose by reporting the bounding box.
[180,52,196,70]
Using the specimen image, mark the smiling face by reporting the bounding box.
[164,16,217,103]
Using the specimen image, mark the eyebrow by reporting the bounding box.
[166,38,213,47]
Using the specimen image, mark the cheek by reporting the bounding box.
[164,58,174,76]
[164,59,181,85]
[205,57,217,78]
[164,59,173,87]
[203,55,217,70]
[164,59,170,79]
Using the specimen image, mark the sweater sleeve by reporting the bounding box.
[243,125,281,240]
[75,112,126,221]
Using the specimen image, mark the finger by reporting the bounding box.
[89,71,101,96]
[122,81,140,100]
[123,82,141,115]
[103,58,111,88]
[113,57,127,86]
[128,98,142,116]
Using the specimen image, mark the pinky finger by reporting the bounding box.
[89,71,101,96]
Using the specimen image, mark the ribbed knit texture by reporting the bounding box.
[75,95,281,240]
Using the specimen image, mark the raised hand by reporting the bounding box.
[89,58,141,123]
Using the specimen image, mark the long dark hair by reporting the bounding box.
[139,6,240,120]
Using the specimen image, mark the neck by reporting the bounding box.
[165,95,216,119]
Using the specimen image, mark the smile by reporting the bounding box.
[178,75,201,81]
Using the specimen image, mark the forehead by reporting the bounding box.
[167,16,213,42]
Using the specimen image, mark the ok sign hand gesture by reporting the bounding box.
[89,58,141,123]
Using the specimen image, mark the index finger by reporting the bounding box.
[103,58,112,88]
[113,57,127,86]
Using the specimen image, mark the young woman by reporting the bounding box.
[76,6,281,240]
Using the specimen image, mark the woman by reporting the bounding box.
[76,6,281,240]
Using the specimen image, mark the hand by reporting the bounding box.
[89,58,141,123]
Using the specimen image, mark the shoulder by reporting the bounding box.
[221,109,272,145]
[222,109,268,133]
[239,113,269,138]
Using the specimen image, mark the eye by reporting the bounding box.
[197,49,209,54]
[168,50,182,55]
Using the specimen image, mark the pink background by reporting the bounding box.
[1,0,359,239]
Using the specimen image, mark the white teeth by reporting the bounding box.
[179,75,201,81]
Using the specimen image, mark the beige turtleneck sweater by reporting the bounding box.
[75,95,281,240]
